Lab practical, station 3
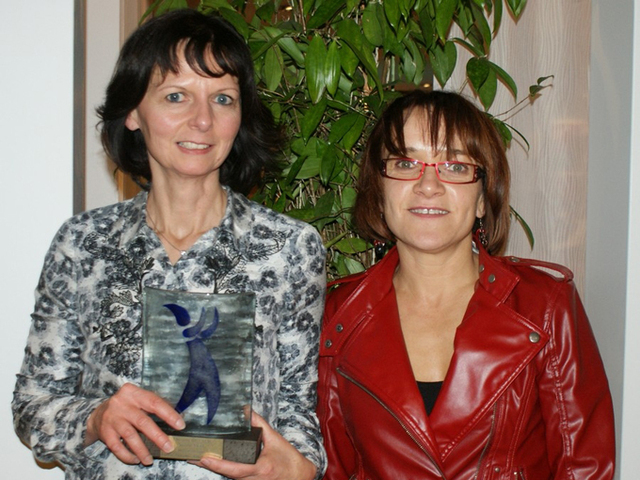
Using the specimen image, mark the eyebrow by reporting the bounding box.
[404,146,468,155]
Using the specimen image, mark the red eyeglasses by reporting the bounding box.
[382,158,485,184]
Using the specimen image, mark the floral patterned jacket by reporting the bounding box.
[12,188,327,479]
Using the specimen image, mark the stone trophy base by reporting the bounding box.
[144,426,262,463]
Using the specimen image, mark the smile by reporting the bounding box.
[178,141,211,150]
[409,208,448,214]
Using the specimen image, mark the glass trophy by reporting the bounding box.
[141,287,261,463]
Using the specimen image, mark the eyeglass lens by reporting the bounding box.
[384,159,478,183]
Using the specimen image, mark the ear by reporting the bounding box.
[475,192,486,219]
[124,110,141,131]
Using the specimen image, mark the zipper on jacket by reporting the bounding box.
[338,368,448,480]
[472,402,498,480]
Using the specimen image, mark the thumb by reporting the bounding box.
[250,410,270,430]
[250,410,278,443]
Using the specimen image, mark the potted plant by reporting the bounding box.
[143,0,548,279]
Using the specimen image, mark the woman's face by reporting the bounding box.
[382,110,485,257]
[125,53,242,184]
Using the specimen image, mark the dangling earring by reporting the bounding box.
[477,218,488,248]
[374,240,387,261]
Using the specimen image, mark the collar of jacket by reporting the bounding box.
[321,245,550,459]
[115,186,243,254]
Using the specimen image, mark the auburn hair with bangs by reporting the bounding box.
[353,90,511,255]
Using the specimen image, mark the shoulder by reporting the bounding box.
[229,190,324,248]
[481,253,579,313]
[325,271,368,316]
[494,254,574,284]
[52,198,139,244]
[237,192,314,230]
[325,248,399,319]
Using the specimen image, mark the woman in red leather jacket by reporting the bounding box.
[317,90,615,480]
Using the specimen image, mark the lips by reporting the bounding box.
[178,141,212,150]
[409,208,448,214]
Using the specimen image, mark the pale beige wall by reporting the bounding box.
[84,0,149,211]
[84,0,120,211]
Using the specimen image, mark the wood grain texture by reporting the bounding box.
[447,1,591,291]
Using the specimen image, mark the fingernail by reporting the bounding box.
[200,453,222,467]
[163,437,175,453]
[200,454,222,468]
[142,454,153,466]
[175,418,186,430]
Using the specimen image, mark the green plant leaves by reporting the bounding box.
[335,19,384,97]
[326,41,341,96]
[307,0,346,29]
[217,8,249,38]
[141,0,542,279]
[435,0,458,40]
[301,98,327,141]
[334,237,369,254]
[306,36,327,103]
[418,7,435,50]
[530,75,554,97]
[467,57,518,109]
[264,45,283,92]
[383,0,401,31]
[363,3,384,46]
[506,0,527,18]
[430,41,457,87]
[470,2,492,49]
[141,0,189,22]
[511,206,534,249]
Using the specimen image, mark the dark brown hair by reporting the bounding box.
[97,9,282,194]
[353,90,511,255]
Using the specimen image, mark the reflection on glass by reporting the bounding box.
[142,287,255,437]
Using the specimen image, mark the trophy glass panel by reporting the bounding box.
[141,287,255,437]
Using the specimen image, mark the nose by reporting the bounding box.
[413,164,445,195]
[189,99,213,131]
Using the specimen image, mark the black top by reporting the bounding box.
[417,381,443,415]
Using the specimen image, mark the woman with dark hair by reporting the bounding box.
[317,90,615,479]
[13,9,325,480]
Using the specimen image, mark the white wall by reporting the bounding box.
[620,1,640,477]
[587,2,634,477]
[84,0,120,211]
[0,2,72,479]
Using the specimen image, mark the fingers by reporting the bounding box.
[140,386,186,431]
[87,383,184,466]
[197,455,261,479]
[249,411,271,433]
[196,410,315,480]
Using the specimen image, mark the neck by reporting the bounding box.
[393,243,480,303]
[145,183,227,262]
[146,182,227,237]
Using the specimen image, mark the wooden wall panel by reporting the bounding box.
[449,1,592,291]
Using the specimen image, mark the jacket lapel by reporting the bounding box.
[429,252,549,454]
[326,247,549,462]
[334,250,442,458]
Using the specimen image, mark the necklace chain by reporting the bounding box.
[147,212,187,256]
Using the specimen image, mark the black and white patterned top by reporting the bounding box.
[12,188,327,479]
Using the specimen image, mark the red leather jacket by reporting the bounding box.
[317,247,615,480]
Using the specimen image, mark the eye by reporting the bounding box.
[394,159,418,170]
[166,92,184,103]
[443,162,470,174]
[215,94,234,105]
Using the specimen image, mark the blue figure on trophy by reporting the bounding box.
[164,303,221,424]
